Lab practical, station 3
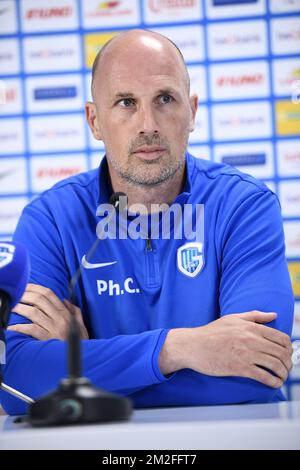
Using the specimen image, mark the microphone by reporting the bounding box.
[0,242,34,405]
[28,192,133,426]
[0,242,30,330]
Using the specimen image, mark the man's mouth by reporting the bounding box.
[132,146,166,160]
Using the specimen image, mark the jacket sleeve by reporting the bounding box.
[219,189,294,333]
[0,199,170,416]
[216,187,294,403]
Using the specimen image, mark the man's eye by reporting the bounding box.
[158,95,173,104]
[119,98,134,107]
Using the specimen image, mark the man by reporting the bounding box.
[0,30,294,415]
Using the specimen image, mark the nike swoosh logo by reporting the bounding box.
[81,255,117,269]
[0,8,10,16]
[0,169,16,181]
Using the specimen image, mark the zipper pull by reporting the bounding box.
[146,238,152,252]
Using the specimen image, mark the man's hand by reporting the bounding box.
[159,311,293,388]
[7,283,89,341]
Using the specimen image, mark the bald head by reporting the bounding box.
[91,29,190,100]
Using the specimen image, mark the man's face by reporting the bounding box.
[88,38,198,187]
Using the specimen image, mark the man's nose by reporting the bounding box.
[138,105,159,134]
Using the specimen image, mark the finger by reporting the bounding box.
[64,300,89,340]
[256,323,292,349]
[7,323,49,341]
[13,303,54,333]
[246,365,283,389]
[237,311,277,323]
[253,352,289,383]
[64,300,82,322]
[25,284,70,318]
[21,290,69,322]
[253,335,293,373]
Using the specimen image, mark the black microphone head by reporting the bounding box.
[109,192,127,212]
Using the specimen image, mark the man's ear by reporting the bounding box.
[189,94,198,132]
[85,101,103,140]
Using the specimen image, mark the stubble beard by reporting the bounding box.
[107,135,188,188]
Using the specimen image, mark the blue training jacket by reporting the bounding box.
[0,153,294,415]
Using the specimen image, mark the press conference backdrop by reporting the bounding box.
[0,0,299,399]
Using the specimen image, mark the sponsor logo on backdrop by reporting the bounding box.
[207,0,265,18]
[214,142,274,178]
[2,87,16,104]
[85,32,120,68]
[29,47,75,60]
[34,86,77,100]
[208,20,267,59]
[36,167,82,178]
[0,79,22,115]
[26,75,83,112]
[288,262,300,297]
[30,155,87,192]
[210,61,269,99]
[145,0,202,23]
[222,153,266,166]
[279,181,300,217]
[0,81,6,105]
[0,0,17,34]
[273,59,300,96]
[0,159,27,195]
[25,6,73,18]
[152,25,204,62]
[149,0,198,13]
[217,74,264,86]
[21,0,78,32]
[28,115,85,153]
[23,35,81,73]
[213,0,259,5]
[0,51,13,63]
[0,6,10,15]
[276,101,300,136]
[86,1,126,15]
[82,0,140,28]
[283,150,300,166]
[0,39,20,75]
[212,102,271,140]
[0,168,17,182]
[271,18,300,55]
[0,119,25,155]
[277,140,300,176]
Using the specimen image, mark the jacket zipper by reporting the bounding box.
[145,237,160,288]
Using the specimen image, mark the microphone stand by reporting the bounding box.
[0,383,34,405]
[28,313,132,427]
[27,192,132,426]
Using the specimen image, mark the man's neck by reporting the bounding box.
[108,164,186,213]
